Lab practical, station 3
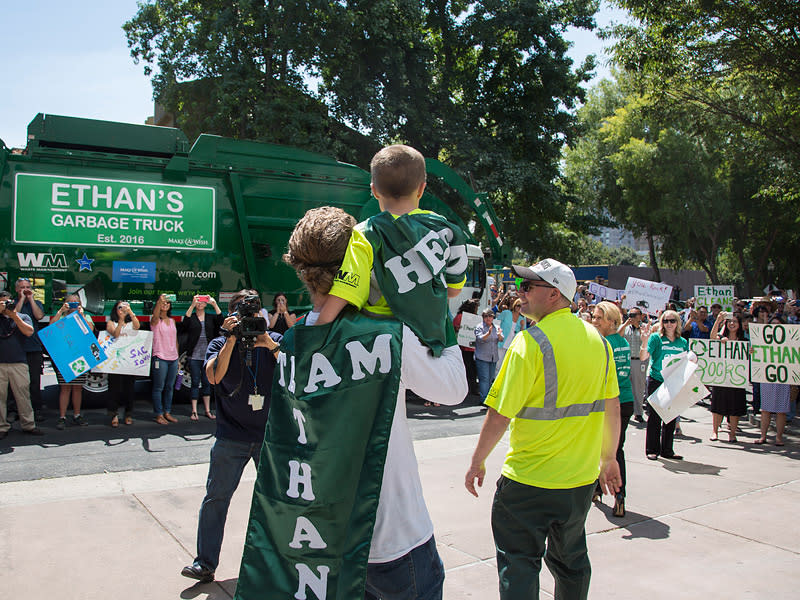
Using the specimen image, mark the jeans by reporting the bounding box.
[364,535,444,600]
[151,357,178,416]
[195,438,261,571]
[476,358,497,402]
[492,477,593,600]
[189,358,211,399]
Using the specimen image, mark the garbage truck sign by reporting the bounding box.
[13,173,215,251]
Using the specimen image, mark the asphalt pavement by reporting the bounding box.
[1,401,799,599]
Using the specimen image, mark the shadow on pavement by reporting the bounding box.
[659,457,726,476]
[593,502,671,540]
[180,578,238,599]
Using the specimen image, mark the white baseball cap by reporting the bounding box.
[511,259,577,302]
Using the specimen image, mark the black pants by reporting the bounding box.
[492,477,593,600]
[107,374,136,415]
[617,401,634,496]
[461,348,478,395]
[595,401,633,498]
[645,377,676,457]
[26,351,44,411]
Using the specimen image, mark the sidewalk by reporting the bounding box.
[2,404,798,599]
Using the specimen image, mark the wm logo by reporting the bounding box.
[334,270,360,288]
[17,253,68,269]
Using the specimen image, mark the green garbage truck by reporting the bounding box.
[1,113,507,317]
[1,113,508,398]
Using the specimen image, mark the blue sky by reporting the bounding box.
[0,1,628,149]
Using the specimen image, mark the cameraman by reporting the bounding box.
[0,291,44,438]
[182,289,281,584]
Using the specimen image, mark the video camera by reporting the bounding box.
[229,294,267,349]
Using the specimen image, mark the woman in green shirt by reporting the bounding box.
[640,309,689,460]
[591,301,633,517]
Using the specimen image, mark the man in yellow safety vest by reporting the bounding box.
[465,258,621,600]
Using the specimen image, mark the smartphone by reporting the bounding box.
[67,301,80,308]
[164,294,177,302]
[196,295,210,303]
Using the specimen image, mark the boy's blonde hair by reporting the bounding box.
[370,144,426,200]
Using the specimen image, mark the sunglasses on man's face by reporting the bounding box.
[519,280,554,293]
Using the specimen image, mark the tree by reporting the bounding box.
[608,0,800,167]
[125,0,604,259]
[604,2,800,293]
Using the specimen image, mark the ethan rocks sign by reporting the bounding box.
[689,339,750,389]
[13,173,215,251]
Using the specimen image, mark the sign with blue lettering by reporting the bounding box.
[39,312,106,383]
[112,261,156,283]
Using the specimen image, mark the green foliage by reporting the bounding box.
[125,0,603,259]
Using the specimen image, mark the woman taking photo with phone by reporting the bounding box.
[640,309,688,460]
[106,301,140,427]
[151,294,179,424]
[183,295,222,420]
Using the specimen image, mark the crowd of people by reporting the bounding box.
[0,286,301,433]
[1,142,797,600]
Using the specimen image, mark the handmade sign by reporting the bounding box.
[235,311,403,600]
[689,339,750,389]
[588,281,624,302]
[457,312,482,348]
[92,330,153,376]
[39,312,107,382]
[622,277,672,315]
[749,324,800,384]
[647,352,709,424]
[694,285,735,311]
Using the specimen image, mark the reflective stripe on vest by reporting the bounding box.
[515,326,609,421]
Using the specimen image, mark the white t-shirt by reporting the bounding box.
[106,318,136,337]
[306,311,468,563]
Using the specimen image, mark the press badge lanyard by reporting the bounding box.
[246,352,264,411]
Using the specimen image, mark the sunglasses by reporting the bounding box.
[17,277,31,282]
[519,280,554,292]
[662,318,678,324]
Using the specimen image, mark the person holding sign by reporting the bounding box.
[754,314,794,446]
[181,290,282,584]
[640,310,688,460]
[51,295,95,430]
[106,301,141,427]
[708,313,746,442]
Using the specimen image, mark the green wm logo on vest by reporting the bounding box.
[334,270,360,288]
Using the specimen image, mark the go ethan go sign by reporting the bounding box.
[749,324,800,384]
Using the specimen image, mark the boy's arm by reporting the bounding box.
[315,296,349,326]
[314,227,373,325]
